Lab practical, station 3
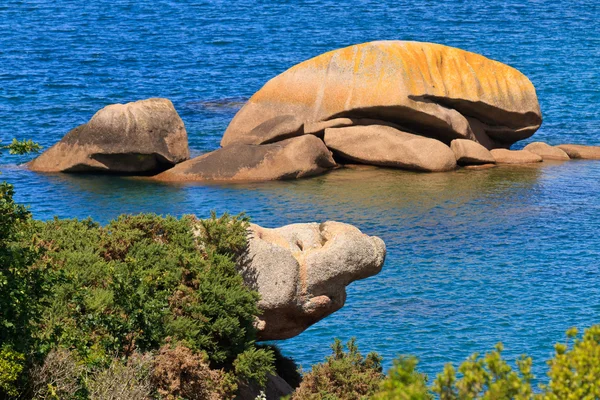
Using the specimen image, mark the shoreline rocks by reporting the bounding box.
[153,135,336,182]
[523,142,570,160]
[490,149,542,164]
[450,139,496,166]
[24,43,600,183]
[557,144,600,160]
[324,124,457,172]
[238,221,386,341]
[27,98,189,174]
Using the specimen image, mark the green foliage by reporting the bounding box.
[431,343,534,400]
[233,347,276,388]
[0,182,53,397]
[372,356,432,400]
[1,138,41,156]
[0,345,25,397]
[292,338,383,400]
[541,326,600,399]
[25,212,260,371]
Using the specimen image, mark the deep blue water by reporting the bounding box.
[1,0,600,385]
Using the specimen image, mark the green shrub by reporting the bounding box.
[541,326,600,399]
[0,345,25,397]
[0,197,274,398]
[23,213,262,372]
[372,356,432,400]
[292,338,383,400]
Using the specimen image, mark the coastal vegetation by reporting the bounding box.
[3,144,600,399]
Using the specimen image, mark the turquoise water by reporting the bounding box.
[1,0,600,383]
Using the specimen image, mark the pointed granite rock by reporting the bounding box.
[28,98,189,174]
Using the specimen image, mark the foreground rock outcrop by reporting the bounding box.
[154,135,336,182]
[238,221,386,340]
[28,98,189,174]
[222,41,542,150]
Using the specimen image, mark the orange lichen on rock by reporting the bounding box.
[222,41,542,149]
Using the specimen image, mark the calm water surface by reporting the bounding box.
[1,0,600,383]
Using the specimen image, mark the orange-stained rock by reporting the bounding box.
[324,124,456,172]
[451,139,496,165]
[490,149,543,164]
[222,41,542,149]
[523,142,570,160]
[556,144,600,160]
[28,98,189,174]
[153,135,335,182]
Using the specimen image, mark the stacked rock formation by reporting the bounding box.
[28,98,189,174]
[27,41,600,180]
[158,40,543,181]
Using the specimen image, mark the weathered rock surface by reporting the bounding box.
[153,135,336,182]
[523,142,570,160]
[451,139,496,165]
[28,98,189,174]
[556,144,600,160]
[324,125,457,172]
[222,41,542,149]
[238,221,386,341]
[490,149,543,164]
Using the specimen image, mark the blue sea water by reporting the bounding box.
[1,0,600,384]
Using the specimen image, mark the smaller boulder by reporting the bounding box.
[490,149,543,164]
[28,98,189,174]
[238,221,385,340]
[450,139,496,165]
[324,125,456,172]
[153,135,335,182]
[523,142,570,160]
[556,144,600,160]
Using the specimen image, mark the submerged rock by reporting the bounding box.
[324,124,456,172]
[451,139,496,166]
[556,144,600,160]
[153,135,335,182]
[490,149,543,164]
[221,41,542,149]
[28,98,189,174]
[238,221,385,340]
[523,142,570,160]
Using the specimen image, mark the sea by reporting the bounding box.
[1,0,599,385]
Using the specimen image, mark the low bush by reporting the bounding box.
[291,338,383,400]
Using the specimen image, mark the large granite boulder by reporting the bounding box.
[556,144,600,160]
[451,139,496,166]
[221,41,542,150]
[153,135,335,182]
[490,149,542,164]
[523,142,570,160]
[238,221,386,340]
[28,98,189,174]
[324,124,456,172]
